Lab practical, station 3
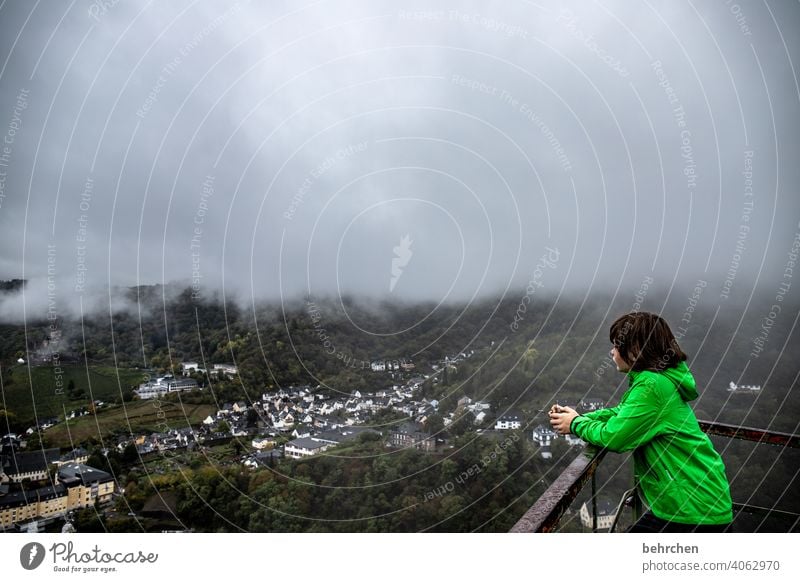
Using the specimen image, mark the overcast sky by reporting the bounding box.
[0,0,798,320]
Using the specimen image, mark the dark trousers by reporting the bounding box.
[627,512,730,533]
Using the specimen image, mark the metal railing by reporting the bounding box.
[510,421,800,533]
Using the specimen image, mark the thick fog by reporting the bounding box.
[0,0,798,319]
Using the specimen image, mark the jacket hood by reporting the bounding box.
[662,361,698,401]
[630,361,698,401]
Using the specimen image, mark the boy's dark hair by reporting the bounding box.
[609,312,687,371]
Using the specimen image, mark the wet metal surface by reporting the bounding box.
[510,446,606,533]
[512,422,799,532]
[698,421,800,448]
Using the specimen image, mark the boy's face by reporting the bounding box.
[610,345,630,373]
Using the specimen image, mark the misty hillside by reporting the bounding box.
[2,280,797,434]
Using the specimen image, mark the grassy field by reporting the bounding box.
[43,400,216,448]
[1,364,148,426]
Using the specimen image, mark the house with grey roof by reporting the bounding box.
[1,448,60,483]
[284,437,330,459]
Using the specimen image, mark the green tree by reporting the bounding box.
[425,413,444,436]
[74,507,105,533]
[121,443,138,465]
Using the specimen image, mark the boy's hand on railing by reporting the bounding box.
[549,405,579,435]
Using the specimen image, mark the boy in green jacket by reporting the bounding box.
[549,311,733,532]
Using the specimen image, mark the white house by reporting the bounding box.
[494,411,523,431]
[251,437,276,450]
[136,377,199,399]
[728,381,761,392]
[467,401,491,413]
[181,362,203,375]
[579,398,605,412]
[291,427,311,439]
[213,364,239,376]
[532,425,557,446]
[579,500,617,531]
[284,437,330,459]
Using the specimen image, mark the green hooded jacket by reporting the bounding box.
[570,361,733,525]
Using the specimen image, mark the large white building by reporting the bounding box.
[136,376,199,399]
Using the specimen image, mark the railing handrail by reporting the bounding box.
[697,420,800,448]
[511,420,800,533]
[510,445,606,533]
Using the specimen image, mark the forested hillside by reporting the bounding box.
[1,280,797,532]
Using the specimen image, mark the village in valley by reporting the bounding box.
[112,352,605,465]
[1,347,607,532]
